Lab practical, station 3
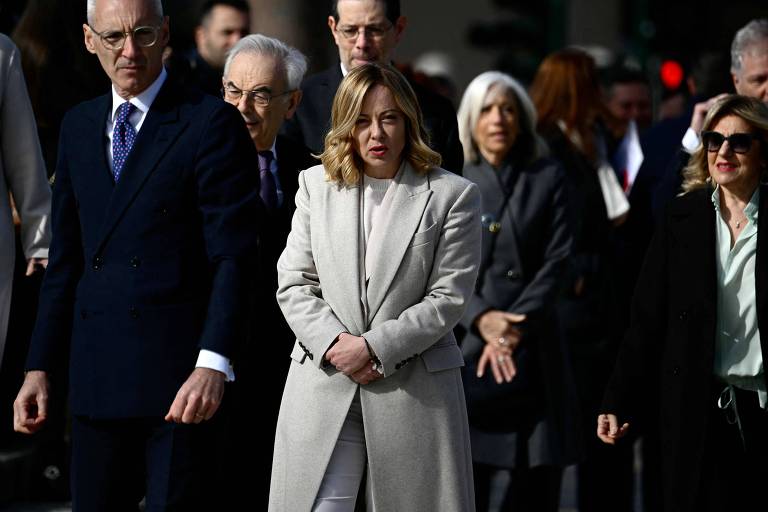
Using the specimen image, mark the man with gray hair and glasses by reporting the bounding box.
[12,0,260,509]
[219,33,315,508]
[682,18,768,151]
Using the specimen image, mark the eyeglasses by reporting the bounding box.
[701,131,761,154]
[336,23,392,40]
[221,85,294,107]
[88,25,161,51]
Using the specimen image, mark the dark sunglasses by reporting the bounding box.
[701,131,761,154]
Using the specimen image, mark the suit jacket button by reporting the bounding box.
[506,269,521,280]
[679,310,687,321]
[129,257,140,268]
[129,306,139,319]
[672,366,680,376]
[80,310,87,320]
[92,256,103,271]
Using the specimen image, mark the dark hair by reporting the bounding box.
[200,0,250,24]
[603,67,650,90]
[331,0,400,25]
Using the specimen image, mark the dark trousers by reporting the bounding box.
[70,415,219,512]
[473,463,562,512]
[693,386,768,511]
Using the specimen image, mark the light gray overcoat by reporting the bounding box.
[0,34,50,365]
[270,163,481,511]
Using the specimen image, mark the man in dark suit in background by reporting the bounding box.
[12,0,260,510]
[186,0,250,95]
[281,0,463,173]
[219,32,314,507]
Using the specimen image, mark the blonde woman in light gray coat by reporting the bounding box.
[270,63,481,511]
[0,34,50,366]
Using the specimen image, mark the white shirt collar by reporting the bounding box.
[110,67,168,121]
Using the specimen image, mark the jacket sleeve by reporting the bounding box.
[276,170,348,368]
[363,182,482,376]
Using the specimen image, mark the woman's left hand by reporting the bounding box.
[325,333,371,376]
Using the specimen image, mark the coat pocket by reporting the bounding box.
[408,222,437,248]
[421,342,465,372]
[289,341,307,364]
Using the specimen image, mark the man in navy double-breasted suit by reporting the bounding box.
[12,0,260,509]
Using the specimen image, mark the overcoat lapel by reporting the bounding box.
[756,183,768,389]
[326,182,366,335]
[94,82,187,253]
[365,163,432,320]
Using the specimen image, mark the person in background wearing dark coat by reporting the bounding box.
[599,94,768,512]
[456,71,580,512]
[219,33,314,508]
[186,0,250,96]
[280,0,463,174]
[530,49,633,512]
[12,0,260,509]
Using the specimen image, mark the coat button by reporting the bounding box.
[80,310,87,320]
[672,366,680,376]
[129,306,139,319]
[129,257,140,268]
[506,269,521,280]
[679,310,687,321]
[92,256,103,271]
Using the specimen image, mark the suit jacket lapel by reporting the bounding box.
[365,163,432,320]
[326,181,367,335]
[80,94,115,204]
[95,80,187,253]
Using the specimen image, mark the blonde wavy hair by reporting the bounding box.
[319,63,441,186]
[682,94,768,192]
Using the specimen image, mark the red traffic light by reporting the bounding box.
[660,60,684,90]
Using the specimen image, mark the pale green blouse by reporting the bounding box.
[711,186,765,408]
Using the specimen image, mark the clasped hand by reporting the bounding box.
[475,310,526,384]
[325,333,382,385]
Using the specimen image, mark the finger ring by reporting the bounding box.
[498,337,507,346]
[497,355,505,363]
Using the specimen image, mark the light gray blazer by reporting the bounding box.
[0,34,50,364]
[270,162,481,511]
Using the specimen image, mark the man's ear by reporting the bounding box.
[285,90,303,120]
[328,16,341,45]
[392,16,407,44]
[83,24,97,54]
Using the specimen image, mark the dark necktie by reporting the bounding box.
[112,101,137,182]
[258,150,278,210]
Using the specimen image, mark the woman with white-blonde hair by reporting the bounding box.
[456,70,580,512]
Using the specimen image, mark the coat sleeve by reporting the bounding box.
[601,205,670,422]
[0,37,51,260]
[507,163,572,319]
[363,182,482,376]
[276,170,348,368]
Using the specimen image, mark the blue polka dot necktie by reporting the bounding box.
[112,101,137,182]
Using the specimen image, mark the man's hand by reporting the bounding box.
[25,258,48,276]
[476,343,516,384]
[13,370,50,434]
[165,368,225,424]
[475,310,526,355]
[325,333,370,376]
[596,413,630,445]
[690,93,730,134]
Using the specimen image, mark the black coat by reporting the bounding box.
[280,63,464,174]
[25,77,260,418]
[602,184,768,511]
[459,156,581,466]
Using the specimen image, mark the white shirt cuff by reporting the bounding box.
[681,127,700,154]
[196,349,235,382]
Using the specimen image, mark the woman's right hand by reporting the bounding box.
[596,413,630,445]
[475,310,526,355]
[325,333,373,376]
[476,344,516,384]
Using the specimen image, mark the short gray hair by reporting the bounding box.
[731,19,768,73]
[86,0,164,26]
[223,34,308,91]
[457,71,547,165]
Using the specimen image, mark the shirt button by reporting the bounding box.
[506,269,521,280]
[129,257,140,268]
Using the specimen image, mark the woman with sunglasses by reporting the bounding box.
[598,94,768,511]
[455,71,580,512]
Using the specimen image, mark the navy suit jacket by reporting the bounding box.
[25,76,261,418]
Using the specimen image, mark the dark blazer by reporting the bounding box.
[602,184,768,511]
[25,76,260,419]
[459,156,580,465]
[280,63,464,174]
